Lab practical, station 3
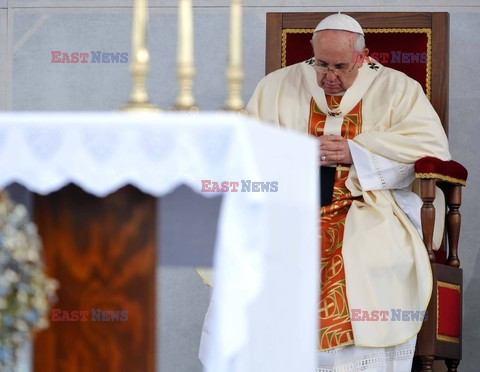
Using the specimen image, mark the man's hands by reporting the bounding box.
[319,135,353,166]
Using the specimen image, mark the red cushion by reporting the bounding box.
[437,282,461,342]
[415,157,468,185]
[283,29,430,96]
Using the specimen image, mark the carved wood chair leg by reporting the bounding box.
[418,355,435,371]
[445,358,460,372]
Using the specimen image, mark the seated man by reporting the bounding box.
[246,13,450,371]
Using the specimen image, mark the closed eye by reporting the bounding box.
[315,60,348,70]
[315,60,329,68]
[334,64,348,70]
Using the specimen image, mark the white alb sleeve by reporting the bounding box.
[348,139,415,191]
[347,139,428,238]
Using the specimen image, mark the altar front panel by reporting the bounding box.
[33,185,156,372]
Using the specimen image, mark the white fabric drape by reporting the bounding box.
[348,139,445,249]
[0,112,318,372]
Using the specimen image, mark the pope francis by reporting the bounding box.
[246,13,450,371]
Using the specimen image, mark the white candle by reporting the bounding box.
[132,0,147,53]
[229,0,242,67]
[178,0,193,66]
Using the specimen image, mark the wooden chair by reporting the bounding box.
[265,12,468,372]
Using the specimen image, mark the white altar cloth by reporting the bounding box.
[0,111,318,372]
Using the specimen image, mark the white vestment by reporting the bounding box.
[246,58,450,369]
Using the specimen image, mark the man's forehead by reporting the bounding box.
[314,56,350,66]
[313,45,355,63]
[313,32,356,60]
[315,56,349,64]
[314,30,357,46]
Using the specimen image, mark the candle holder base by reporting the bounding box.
[120,101,161,112]
[223,107,248,116]
[171,104,200,112]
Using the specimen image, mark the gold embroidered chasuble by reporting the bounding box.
[308,96,363,350]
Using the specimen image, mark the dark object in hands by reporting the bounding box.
[320,166,336,207]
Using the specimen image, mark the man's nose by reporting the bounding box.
[326,70,337,81]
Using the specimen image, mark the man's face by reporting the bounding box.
[311,30,367,95]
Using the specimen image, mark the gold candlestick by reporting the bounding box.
[224,0,244,112]
[174,0,198,111]
[121,0,160,112]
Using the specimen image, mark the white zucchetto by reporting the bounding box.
[314,13,364,35]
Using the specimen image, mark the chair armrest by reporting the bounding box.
[415,156,468,186]
[415,157,468,267]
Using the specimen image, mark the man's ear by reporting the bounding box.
[359,48,369,64]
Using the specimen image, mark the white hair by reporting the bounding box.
[312,30,365,51]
